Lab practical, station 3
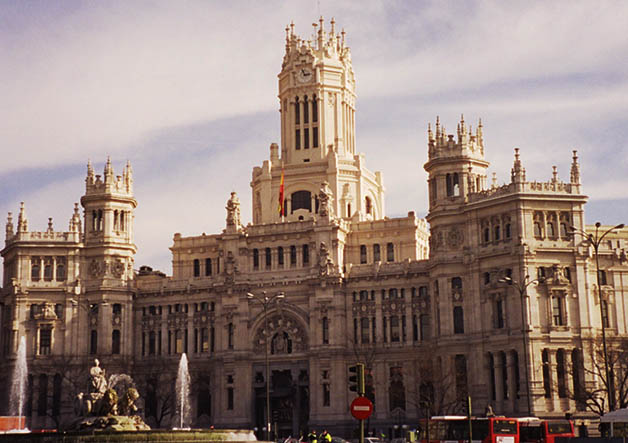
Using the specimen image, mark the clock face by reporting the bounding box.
[297,67,313,83]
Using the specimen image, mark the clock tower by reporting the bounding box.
[251,18,384,224]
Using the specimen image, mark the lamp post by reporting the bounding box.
[247,291,285,441]
[498,275,541,415]
[570,222,625,412]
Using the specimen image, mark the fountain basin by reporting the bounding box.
[0,428,259,442]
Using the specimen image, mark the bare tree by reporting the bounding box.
[566,338,628,415]
[407,351,463,420]
[134,360,177,428]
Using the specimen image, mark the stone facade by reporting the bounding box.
[1,17,628,436]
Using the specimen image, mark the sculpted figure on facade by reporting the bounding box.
[318,241,334,276]
[226,191,241,230]
[318,181,333,218]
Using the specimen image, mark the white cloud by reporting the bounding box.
[1,0,627,275]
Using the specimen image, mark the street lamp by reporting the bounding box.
[570,222,625,412]
[498,275,542,415]
[247,291,285,441]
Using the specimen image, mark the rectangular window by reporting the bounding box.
[361,317,370,344]
[201,328,209,352]
[390,316,400,342]
[313,127,319,148]
[552,297,564,326]
[295,99,300,124]
[304,128,310,149]
[303,244,309,265]
[496,299,505,329]
[383,317,388,342]
[453,306,464,334]
[253,249,259,270]
[265,247,272,269]
[90,330,98,354]
[112,329,121,354]
[228,323,234,349]
[295,129,301,150]
[387,242,394,262]
[205,258,212,276]
[193,259,200,277]
[175,330,183,354]
[227,387,234,410]
[312,97,318,122]
[322,317,329,344]
[39,328,52,355]
[290,245,297,266]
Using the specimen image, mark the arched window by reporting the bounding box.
[120,211,125,231]
[90,330,98,354]
[386,242,394,262]
[446,173,453,197]
[113,210,119,230]
[302,244,309,264]
[420,314,430,340]
[373,244,381,262]
[38,374,48,417]
[31,257,41,281]
[294,96,300,124]
[291,191,312,212]
[56,259,66,281]
[552,295,565,326]
[484,227,490,243]
[303,95,309,123]
[43,258,53,281]
[360,245,367,264]
[556,349,567,398]
[453,306,464,334]
[265,248,272,268]
[365,196,372,215]
[547,222,556,238]
[453,173,460,196]
[112,329,121,354]
[193,259,200,277]
[534,222,543,238]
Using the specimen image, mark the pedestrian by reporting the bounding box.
[308,429,318,443]
[321,430,332,443]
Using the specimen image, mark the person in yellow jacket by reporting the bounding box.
[321,430,331,443]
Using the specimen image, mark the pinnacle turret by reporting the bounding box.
[69,202,82,233]
[5,212,14,239]
[570,150,580,184]
[511,148,526,183]
[17,202,28,233]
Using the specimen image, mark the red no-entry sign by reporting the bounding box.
[350,396,373,420]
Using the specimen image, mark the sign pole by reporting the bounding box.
[360,418,365,443]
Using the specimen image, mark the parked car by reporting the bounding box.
[332,437,350,443]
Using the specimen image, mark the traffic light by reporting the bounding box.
[349,363,365,395]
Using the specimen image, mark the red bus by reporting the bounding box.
[518,418,574,443]
[420,416,519,443]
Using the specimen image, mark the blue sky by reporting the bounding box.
[1,1,627,275]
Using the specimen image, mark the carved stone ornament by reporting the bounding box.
[318,242,334,276]
[111,260,125,278]
[318,182,334,218]
[89,259,106,278]
[447,227,463,249]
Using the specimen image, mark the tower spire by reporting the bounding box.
[511,148,525,183]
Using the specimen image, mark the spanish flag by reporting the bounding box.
[278,166,285,217]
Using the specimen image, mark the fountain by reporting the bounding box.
[2,336,29,432]
[0,357,258,442]
[175,353,191,429]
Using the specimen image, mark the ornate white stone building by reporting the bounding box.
[1,18,628,436]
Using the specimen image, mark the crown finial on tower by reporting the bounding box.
[552,165,558,183]
[331,17,336,35]
[570,149,581,184]
[47,217,54,233]
[5,211,14,238]
[69,202,81,233]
